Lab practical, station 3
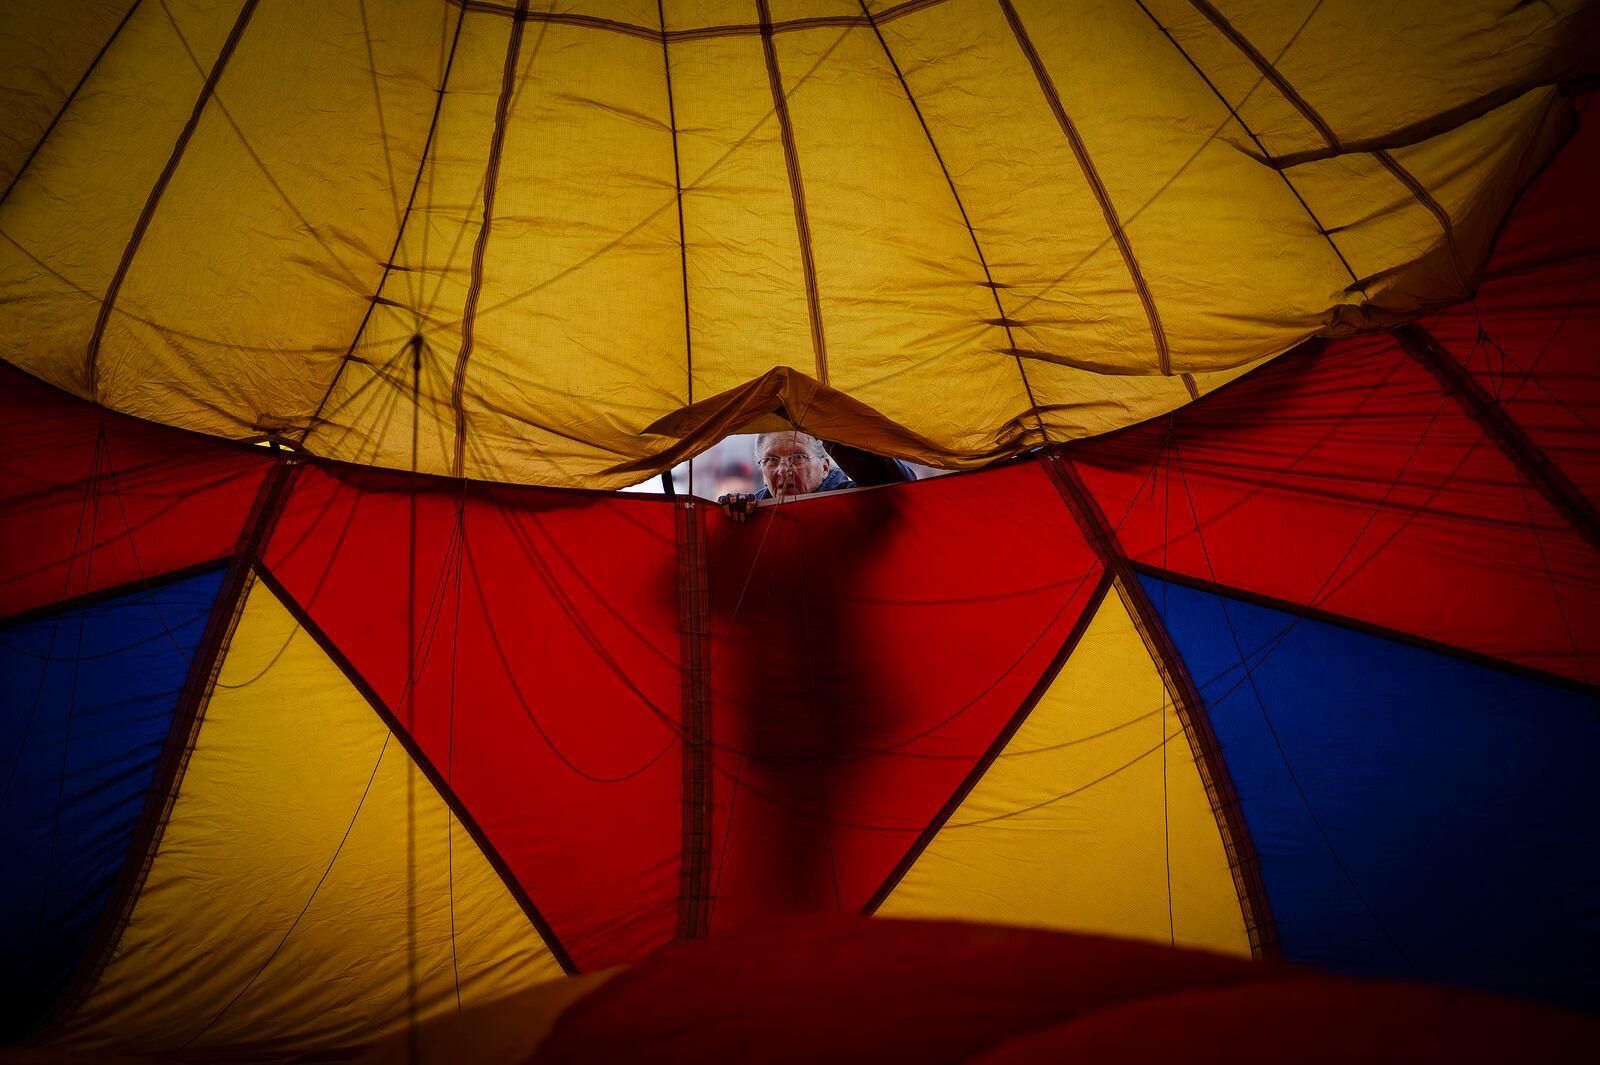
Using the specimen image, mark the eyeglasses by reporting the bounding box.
[759,454,817,470]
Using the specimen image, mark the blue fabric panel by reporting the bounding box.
[1141,575,1600,1013]
[0,569,225,1038]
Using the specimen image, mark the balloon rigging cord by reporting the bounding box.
[1170,436,1424,979]
[461,539,680,783]
[1160,422,1175,948]
[33,426,103,942]
[298,6,467,446]
[1138,0,1373,306]
[406,344,420,1058]
[0,1,143,212]
[1174,356,1569,708]
[485,498,682,739]
[1515,474,1589,683]
[408,3,467,336]
[177,475,467,1048]
[1471,272,1600,432]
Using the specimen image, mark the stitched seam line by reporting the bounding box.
[1043,453,1280,959]
[448,0,949,41]
[859,0,1049,445]
[300,7,469,446]
[1396,324,1600,555]
[1374,150,1467,291]
[1000,0,1171,375]
[1189,0,1339,148]
[0,0,146,210]
[449,0,530,477]
[657,0,694,414]
[84,0,263,398]
[758,0,829,386]
[1133,0,1364,296]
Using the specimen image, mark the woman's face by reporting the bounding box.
[757,433,830,497]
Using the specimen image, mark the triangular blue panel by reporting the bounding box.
[1141,574,1600,1013]
[0,568,226,1037]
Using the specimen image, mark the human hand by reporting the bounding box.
[718,492,759,522]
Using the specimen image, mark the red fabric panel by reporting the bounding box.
[0,362,274,619]
[1068,335,1600,683]
[1457,92,1597,280]
[1421,92,1599,501]
[965,979,1596,1065]
[264,460,1101,964]
[263,463,686,972]
[702,461,1102,928]
[531,916,1600,1064]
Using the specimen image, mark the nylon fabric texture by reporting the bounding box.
[48,577,566,1056]
[1144,575,1600,1012]
[701,459,1104,928]
[3,2,1600,1058]
[1069,332,1600,683]
[878,588,1249,956]
[0,362,274,621]
[1,1,1593,484]
[0,570,224,1040]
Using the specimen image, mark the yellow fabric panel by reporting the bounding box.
[879,587,1251,958]
[0,0,130,191]
[661,0,868,29]
[468,0,664,29]
[0,3,1585,485]
[766,25,1028,455]
[877,3,1174,376]
[93,0,452,441]
[1138,0,1594,160]
[50,576,564,1057]
[0,0,242,394]
[663,1,778,30]
[765,0,864,24]
[302,11,513,480]
[1020,361,1262,444]
[309,13,688,485]
[1370,88,1569,305]
[671,30,816,405]
[1288,88,1570,317]
[922,0,1348,369]
[455,22,684,484]
[542,0,661,30]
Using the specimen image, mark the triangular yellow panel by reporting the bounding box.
[50,575,566,1056]
[880,588,1249,957]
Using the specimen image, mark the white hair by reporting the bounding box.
[754,431,828,461]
